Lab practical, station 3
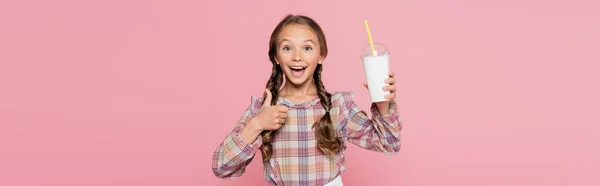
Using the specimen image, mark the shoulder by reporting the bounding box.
[248,95,265,112]
[330,91,355,108]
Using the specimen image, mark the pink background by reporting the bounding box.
[1,0,599,185]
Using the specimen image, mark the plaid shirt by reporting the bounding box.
[213,91,402,186]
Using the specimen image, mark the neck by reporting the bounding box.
[280,78,318,100]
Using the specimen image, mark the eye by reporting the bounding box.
[282,46,291,51]
[304,46,313,51]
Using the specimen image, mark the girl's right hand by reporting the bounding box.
[250,89,288,131]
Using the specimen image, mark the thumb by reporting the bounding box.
[262,89,272,108]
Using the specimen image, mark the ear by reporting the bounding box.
[318,56,324,64]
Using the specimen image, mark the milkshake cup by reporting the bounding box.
[361,43,390,102]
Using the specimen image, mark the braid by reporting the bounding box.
[312,64,343,156]
[260,64,283,161]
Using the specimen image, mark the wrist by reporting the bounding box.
[376,101,391,115]
[248,117,264,134]
[240,117,264,144]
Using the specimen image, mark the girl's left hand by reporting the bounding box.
[363,71,396,114]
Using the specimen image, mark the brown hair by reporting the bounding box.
[260,15,342,161]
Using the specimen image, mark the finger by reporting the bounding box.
[363,81,368,89]
[274,118,285,124]
[278,112,287,119]
[389,71,395,77]
[385,77,396,84]
[276,106,289,113]
[278,117,287,122]
[276,118,286,124]
[385,92,396,100]
[383,85,396,92]
[262,89,272,108]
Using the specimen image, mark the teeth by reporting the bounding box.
[290,67,305,70]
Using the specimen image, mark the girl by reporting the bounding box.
[212,14,402,186]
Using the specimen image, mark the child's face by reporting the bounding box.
[275,24,324,87]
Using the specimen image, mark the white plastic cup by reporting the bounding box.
[361,43,390,102]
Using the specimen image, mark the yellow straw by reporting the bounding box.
[364,20,375,54]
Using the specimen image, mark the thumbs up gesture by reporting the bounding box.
[251,89,289,131]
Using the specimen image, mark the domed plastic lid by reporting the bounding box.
[361,43,389,57]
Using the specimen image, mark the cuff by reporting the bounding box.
[371,100,401,124]
[231,130,263,158]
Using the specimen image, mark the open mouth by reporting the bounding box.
[289,66,307,77]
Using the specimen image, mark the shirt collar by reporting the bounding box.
[277,96,321,108]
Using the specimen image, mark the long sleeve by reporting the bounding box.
[343,92,402,155]
[212,97,263,179]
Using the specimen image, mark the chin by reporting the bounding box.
[286,77,308,85]
[284,74,311,86]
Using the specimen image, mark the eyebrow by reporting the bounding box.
[280,38,316,44]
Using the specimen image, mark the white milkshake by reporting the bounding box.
[361,43,391,102]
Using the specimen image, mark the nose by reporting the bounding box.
[292,50,303,62]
